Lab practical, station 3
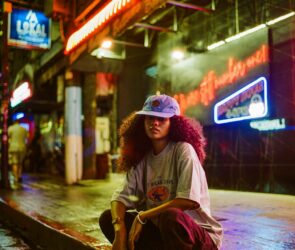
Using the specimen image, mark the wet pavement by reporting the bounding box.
[0,172,294,250]
[0,222,28,250]
[0,221,40,250]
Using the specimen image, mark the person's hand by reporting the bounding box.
[112,225,127,250]
[128,217,143,250]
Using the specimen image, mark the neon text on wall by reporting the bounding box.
[214,76,268,124]
[10,81,32,107]
[65,0,132,54]
[250,118,286,131]
[173,44,269,114]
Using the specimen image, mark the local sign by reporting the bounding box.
[8,8,51,49]
[214,76,268,124]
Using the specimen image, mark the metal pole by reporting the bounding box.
[0,2,11,189]
[235,0,240,34]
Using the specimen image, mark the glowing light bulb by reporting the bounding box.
[171,49,184,60]
[101,39,113,49]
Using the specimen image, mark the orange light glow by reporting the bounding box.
[174,44,269,114]
[65,0,132,54]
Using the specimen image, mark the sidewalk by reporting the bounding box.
[0,173,294,250]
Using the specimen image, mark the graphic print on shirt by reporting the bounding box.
[147,185,169,202]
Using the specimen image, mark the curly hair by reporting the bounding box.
[117,113,206,172]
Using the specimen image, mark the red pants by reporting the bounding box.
[99,208,217,250]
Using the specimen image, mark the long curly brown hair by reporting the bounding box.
[117,112,207,171]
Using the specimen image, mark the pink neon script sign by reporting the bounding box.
[10,81,32,107]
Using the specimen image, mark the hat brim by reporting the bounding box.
[136,110,175,118]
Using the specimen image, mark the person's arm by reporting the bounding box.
[139,197,199,221]
[111,200,128,250]
[128,198,199,250]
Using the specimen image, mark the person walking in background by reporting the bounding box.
[8,119,28,187]
[99,94,223,250]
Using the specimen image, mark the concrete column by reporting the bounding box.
[64,70,83,185]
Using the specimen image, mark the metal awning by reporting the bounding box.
[66,0,212,65]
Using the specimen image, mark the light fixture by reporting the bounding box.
[225,24,266,43]
[101,39,113,49]
[91,40,126,59]
[65,0,132,54]
[266,12,295,25]
[207,41,225,50]
[207,12,294,51]
[171,49,185,60]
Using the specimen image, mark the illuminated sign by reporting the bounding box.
[250,118,286,131]
[8,8,51,49]
[214,77,268,124]
[12,112,25,121]
[10,81,32,107]
[65,0,132,54]
[174,44,269,114]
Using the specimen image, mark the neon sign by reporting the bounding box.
[65,0,132,54]
[214,77,268,124]
[173,44,269,114]
[10,81,32,107]
[8,8,51,49]
[12,112,25,120]
[250,118,286,131]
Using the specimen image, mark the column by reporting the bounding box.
[64,70,82,184]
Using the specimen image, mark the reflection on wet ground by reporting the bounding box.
[210,190,295,250]
[0,221,41,249]
[0,173,294,250]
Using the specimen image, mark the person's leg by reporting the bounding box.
[135,219,163,250]
[99,209,135,244]
[18,150,26,181]
[17,164,22,181]
[11,163,19,183]
[99,210,163,250]
[158,208,217,250]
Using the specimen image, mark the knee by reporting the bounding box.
[99,209,112,229]
[158,208,183,228]
[98,209,115,243]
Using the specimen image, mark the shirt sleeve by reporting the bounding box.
[111,164,145,209]
[175,143,204,204]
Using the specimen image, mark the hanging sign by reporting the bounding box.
[8,8,51,49]
[214,76,268,124]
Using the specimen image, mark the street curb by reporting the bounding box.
[0,197,111,250]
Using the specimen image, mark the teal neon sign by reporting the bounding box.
[250,118,286,131]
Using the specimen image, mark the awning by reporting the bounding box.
[66,0,168,64]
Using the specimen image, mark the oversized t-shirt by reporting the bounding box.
[112,141,223,249]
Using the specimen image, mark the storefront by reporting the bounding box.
[65,0,295,192]
[152,10,295,194]
[64,0,169,183]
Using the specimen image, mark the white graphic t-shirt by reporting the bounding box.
[112,141,223,249]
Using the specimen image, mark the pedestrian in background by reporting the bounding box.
[99,94,223,250]
[8,119,28,187]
